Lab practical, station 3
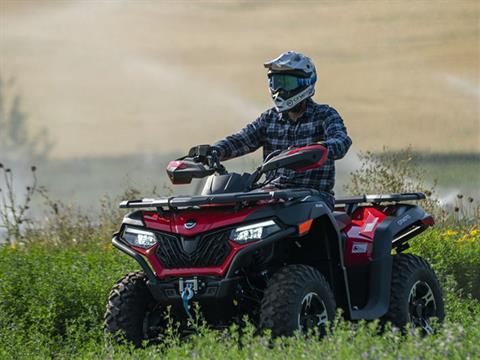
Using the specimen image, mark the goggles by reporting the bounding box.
[268,73,314,92]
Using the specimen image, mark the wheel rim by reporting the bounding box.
[408,281,437,334]
[298,292,328,333]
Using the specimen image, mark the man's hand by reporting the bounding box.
[188,144,214,158]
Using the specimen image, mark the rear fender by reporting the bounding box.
[350,205,432,320]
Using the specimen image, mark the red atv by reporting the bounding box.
[104,145,444,345]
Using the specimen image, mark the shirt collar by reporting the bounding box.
[278,98,315,123]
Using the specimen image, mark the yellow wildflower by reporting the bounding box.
[444,230,458,236]
[470,229,478,237]
[458,234,468,242]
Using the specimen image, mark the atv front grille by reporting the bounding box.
[155,230,231,268]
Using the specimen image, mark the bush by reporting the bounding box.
[0,242,136,350]
[1,228,479,359]
[411,227,480,300]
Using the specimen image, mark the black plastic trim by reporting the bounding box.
[112,234,157,282]
[350,205,427,320]
[225,227,297,278]
[122,210,145,226]
[147,276,242,303]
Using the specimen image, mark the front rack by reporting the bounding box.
[119,188,319,209]
[119,190,426,210]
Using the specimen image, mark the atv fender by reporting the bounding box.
[350,205,429,320]
[237,198,355,318]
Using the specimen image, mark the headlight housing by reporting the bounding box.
[122,226,157,249]
[230,220,281,244]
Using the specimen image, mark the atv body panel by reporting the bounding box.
[114,190,433,322]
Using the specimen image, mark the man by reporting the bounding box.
[213,51,352,210]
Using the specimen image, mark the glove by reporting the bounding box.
[188,144,214,158]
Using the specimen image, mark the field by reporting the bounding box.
[0,2,479,358]
[1,0,479,158]
[0,201,479,359]
[1,0,478,211]
[1,152,479,359]
[0,229,479,359]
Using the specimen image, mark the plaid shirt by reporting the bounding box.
[214,98,352,197]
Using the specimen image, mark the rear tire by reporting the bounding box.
[384,254,444,333]
[104,271,162,347]
[260,264,336,337]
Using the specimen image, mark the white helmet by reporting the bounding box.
[264,51,317,112]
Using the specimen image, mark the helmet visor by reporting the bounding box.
[268,74,304,92]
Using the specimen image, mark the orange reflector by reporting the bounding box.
[298,219,313,235]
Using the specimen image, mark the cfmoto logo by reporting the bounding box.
[184,219,197,230]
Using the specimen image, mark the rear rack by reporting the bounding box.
[334,192,426,205]
[120,191,426,210]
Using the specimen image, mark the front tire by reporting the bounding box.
[260,264,336,337]
[384,254,444,334]
[104,271,163,346]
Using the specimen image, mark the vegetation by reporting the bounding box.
[0,151,479,359]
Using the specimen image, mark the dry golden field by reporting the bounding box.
[1,0,479,158]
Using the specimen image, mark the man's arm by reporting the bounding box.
[322,107,352,160]
[213,116,265,160]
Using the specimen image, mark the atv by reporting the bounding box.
[104,144,444,345]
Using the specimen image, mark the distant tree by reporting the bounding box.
[0,76,53,162]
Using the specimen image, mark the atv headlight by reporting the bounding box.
[231,220,281,244]
[123,226,157,249]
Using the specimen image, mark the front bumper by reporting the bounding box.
[112,226,296,303]
[147,276,241,303]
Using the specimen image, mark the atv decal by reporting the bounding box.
[364,217,379,232]
[352,243,368,254]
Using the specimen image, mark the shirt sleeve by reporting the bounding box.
[213,115,266,160]
[322,107,352,160]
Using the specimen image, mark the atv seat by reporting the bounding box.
[332,211,352,230]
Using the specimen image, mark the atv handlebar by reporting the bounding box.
[167,144,329,186]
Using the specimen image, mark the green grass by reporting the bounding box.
[1,150,479,358]
[0,228,479,359]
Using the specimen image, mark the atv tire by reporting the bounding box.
[104,271,160,347]
[384,254,444,333]
[260,264,336,337]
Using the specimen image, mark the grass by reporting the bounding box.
[1,149,479,359]
[0,228,479,359]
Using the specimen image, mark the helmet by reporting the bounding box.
[264,51,317,112]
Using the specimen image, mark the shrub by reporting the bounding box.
[345,148,443,219]
[411,227,480,300]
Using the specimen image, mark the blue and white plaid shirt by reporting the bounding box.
[214,98,352,200]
